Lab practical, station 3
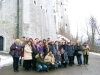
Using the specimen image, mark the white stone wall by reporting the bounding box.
[0,0,17,51]
[22,0,57,40]
[54,0,70,34]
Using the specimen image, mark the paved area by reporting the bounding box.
[0,53,100,75]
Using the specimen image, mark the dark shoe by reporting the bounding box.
[65,66,67,68]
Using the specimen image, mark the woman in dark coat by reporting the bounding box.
[10,39,22,72]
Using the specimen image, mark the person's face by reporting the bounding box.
[55,42,58,45]
[49,51,52,55]
[22,38,26,41]
[39,42,42,45]
[40,53,43,57]
[68,43,71,46]
[28,42,31,45]
[84,44,87,46]
[77,42,80,46]
[36,39,39,42]
[61,48,64,53]
[43,40,46,43]
[57,51,60,55]
[16,41,20,44]
[26,38,29,41]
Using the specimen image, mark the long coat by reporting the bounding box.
[24,44,32,60]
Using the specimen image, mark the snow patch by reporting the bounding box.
[0,55,13,69]
[90,52,100,56]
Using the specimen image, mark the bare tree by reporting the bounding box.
[89,16,97,50]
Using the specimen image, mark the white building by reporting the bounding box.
[0,0,70,51]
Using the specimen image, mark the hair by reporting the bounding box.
[39,52,44,56]
[15,39,20,43]
[27,41,32,45]
[22,36,25,38]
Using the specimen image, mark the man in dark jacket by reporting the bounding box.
[55,51,62,68]
[60,48,69,68]
[65,42,74,66]
[74,42,82,66]
[49,41,55,55]
[32,42,39,70]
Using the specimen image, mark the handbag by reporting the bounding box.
[9,50,15,56]
[78,51,82,54]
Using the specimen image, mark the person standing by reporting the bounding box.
[66,42,74,66]
[24,41,32,72]
[19,36,26,66]
[37,40,43,52]
[83,43,90,65]
[32,40,39,70]
[49,41,56,55]
[10,39,22,72]
[75,42,82,66]
[43,41,49,57]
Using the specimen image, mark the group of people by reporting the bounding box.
[10,37,90,72]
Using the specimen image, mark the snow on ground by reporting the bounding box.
[90,52,100,56]
[0,55,13,69]
[0,52,100,69]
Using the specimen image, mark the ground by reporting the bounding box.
[0,52,100,75]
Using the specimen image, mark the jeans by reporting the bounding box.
[37,65,47,71]
[13,57,19,71]
[77,55,82,65]
[55,61,62,68]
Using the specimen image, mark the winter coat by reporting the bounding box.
[37,44,43,52]
[24,44,32,60]
[65,45,74,56]
[32,44,39,58]
[10,43,22,57]
[44,53,55,64]
[54,44,59,51]
[49,44,55,55]
[55,54,62,62]
[74,45,82,55]
[61,51,69,62]
[82,46,90,55]
[36,57,46,67]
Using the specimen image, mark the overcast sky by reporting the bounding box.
[67,0,100,40]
